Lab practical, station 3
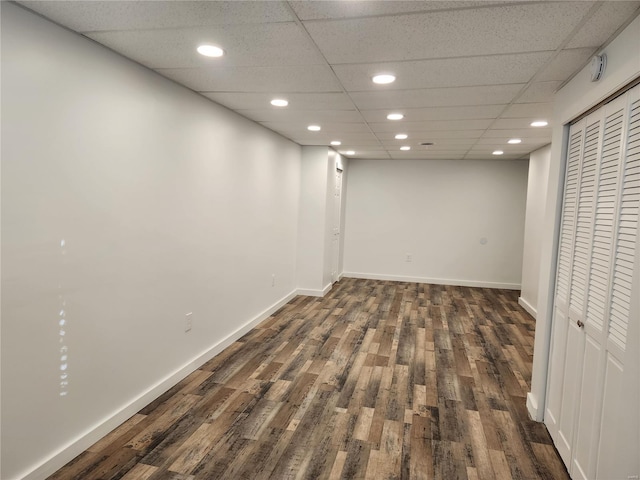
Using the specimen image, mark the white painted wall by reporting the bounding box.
[337,155,349,278]
[342,159,528,289]
[528,13,640,424]
[296,146,330,295]
[1,4,301,479]
[325,153,348,286]
[519,144,551,317]
[323,153,336,288]
[296,148,348,295]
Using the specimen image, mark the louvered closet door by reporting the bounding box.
[545,110,605,467]
[545,84,640,480]
[595,84,640,480]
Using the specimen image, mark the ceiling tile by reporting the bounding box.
[517,81,562,103]
[468,144,531,153]
[395,130,487,139]
[464,152,527,160]
[18,0,638,161]
[326,136,383,146]
[566,1,640,49]
[491,118,551,129]
[333,53,552,91]
[157,65,342,93]
[368,119,493,133]
[87,23,323,69]
[261,122,373,135]
[501,103,553,119]
[18,1,295,31]
[388,152,470,160]
[476,137,550,147]
[303,3,593,64]
[289,1,500,21]
[483,128,552,138]
[342,150,391,159]
[335,145,387,151]
[385,147,470,155]
[349,85,524,110]
[471,147,544,156]
[201,92,355,111]
[535,48,596,82]
[293,132,381,144]
[238,109,362,124]
[360,105,505,122]
[375,134,479,144]
[380,141,473,150]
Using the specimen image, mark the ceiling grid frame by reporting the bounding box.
[15,0,640,161]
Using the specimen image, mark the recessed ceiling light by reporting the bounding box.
[493,150,504,155]
[387,113,404,120]
[372,74,396,85]
[531,120,548,127]
[331,141,342,146]
[508,138,522,144]
[345,150,355,155]
[307,125,321,131]
[197,44,224,57]
[270,99,288,107]
[400,146,411,151]
[395,134,408,140]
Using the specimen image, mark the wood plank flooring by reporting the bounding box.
[48,279,569,480]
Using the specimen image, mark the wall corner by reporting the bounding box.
[526,392,543,422]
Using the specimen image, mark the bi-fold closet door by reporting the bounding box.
[545,83,640,479]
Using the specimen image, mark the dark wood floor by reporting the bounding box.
[48,278,569,480]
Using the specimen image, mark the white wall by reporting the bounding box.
[323,153,336,288]
[337,155,349,278]
[325,152,348,287]
[296,146,330,295]
[519,144,551,317]
[296,148,348,295]
[1,4,301,479]
[529,13,640,423]
[343,159,528,289]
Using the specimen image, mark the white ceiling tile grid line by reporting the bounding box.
[457,0,605,159]
[15,0,640,159]
[280,0,391,156]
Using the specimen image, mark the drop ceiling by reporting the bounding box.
[17,0,640,160]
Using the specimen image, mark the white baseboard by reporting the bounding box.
[527,392,542,422]
[342,272,521,290]
[296,282,333,297]
[21,290,298,480]
[296,288,324,297]
[518,296,537,318]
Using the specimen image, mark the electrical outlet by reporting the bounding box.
[405,253,413,262]
[272,274,276,287]
[185,312,193,333]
